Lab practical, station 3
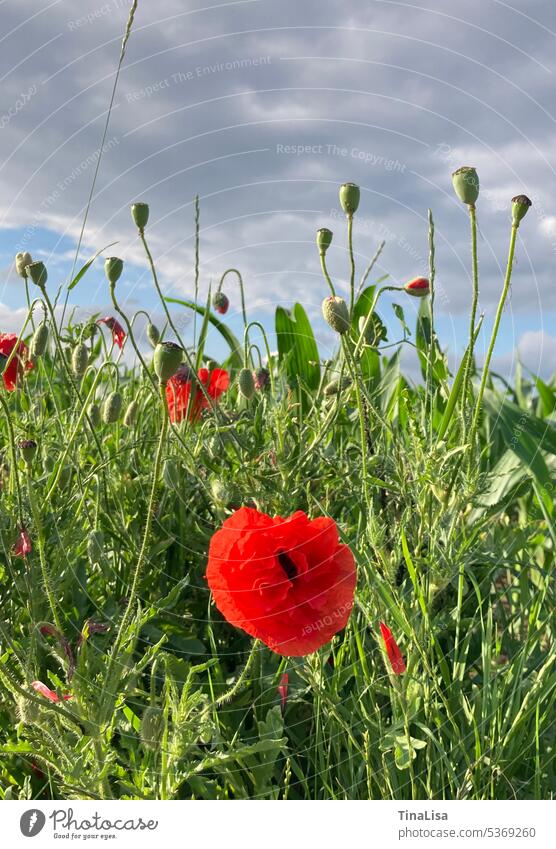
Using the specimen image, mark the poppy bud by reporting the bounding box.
[27,261,48,288]
[317,228,333,255]
[339,182,360,216]
[254,367,270,391]
[322,295,350,334]
[451,167,479,206]
[379,621,406,675]
[104,256,124,287]
[72,342,89,376]
[58,466,72,490]
[153,341,183,384]
[30,321,49,358]
[404,276,430,298]
[87,529,105,564]
[123,400,138,427]
[15,251,33,278]
[19,439,37,465]
[238,367,255,399]
[102,391,122,423]
[88,403,101,427]
[212,291,229,315]
[140,706,163,750]
[511,194,532,227]
[131,201,149,231]
[324,376,351,396]
[162,457,180,489]
[146,321,160,347]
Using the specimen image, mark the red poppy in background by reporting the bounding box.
[379,622,406,675]
[206,507,357,656]
[31,681,72,703]
[97,316,126,349]
[13,526,32,558]
[0,333,33,391]
[166,365,229,423]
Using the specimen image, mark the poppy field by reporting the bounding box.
[0,174,554,802]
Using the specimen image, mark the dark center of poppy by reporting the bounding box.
[277,549,297,581]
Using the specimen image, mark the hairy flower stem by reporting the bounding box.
[342,340,371,515]
[26,471,62,630]
[461,204,479,441]
[319,253,336,297]
[347,214,356,314]
[0,391,24,522]
[109,285,158,393]
[212,640,261,708]
[218,268,248,327]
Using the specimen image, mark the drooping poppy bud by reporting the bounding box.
[339,182,360,216]
[15,251,33,278]
[104,256,124,287]
[19,439,37,465]
[212,291,229,315]
[379,622,406,675]
[254,367,270,391]
[102,391,122,424]
[31,680,72,703]
[26,261,48,288]
[147,322,160,347]
[451,167,479,206]
[88,403,101,427]
[153,341,183,384]
[30,322,49,358]
[123,400,138,427]
[278,672,289,714]
[131,202,149,232]
[13,526,32,557]
[511,194,532,227]
[322,295,350,334]
[317,228,333,255]
[404,276,430,298]
[238,367,255,399]
[97,316,126,349]
[72,342,89,376]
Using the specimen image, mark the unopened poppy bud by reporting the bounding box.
[131,202,149,231]
[146,321,160,347]
[511,194,532,227]
[339,182,360,216]
[104,256,123,287]
[19,439,37,464]
[58,466,72,490]
[254,367,270,391]
[15,251,33,278]
[238,367,255,399]
[102,391,122,423]
[153,341,183,384]
[451,166,479,206]
[324,376,351,396]
[72,342,89,376]
[30,321,49,358]
[27,261,48,288]
[140,706,162,750]
[212,291,229,315]
[322,295,350,334]
[88,403,101,427]
[404,276,430,298]
[87,529,105,564]
[123,400,138,427]
[317,228,333,255]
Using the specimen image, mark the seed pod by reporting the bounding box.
[15,251,33,278]
[212,291,229,315]
[123,400,139,427]
[103,391,122,424]
[140,706,163,750]
[511,194,532,227]
[238,367,255,399]
[104,256,124,287]
[339,182,360,216]
[131,202,149,231]
[26,261,48,288]
[451,167,479,206]
[87,530,105,564]
[72,342,89,376]
[316,228,333,255]
[146,321,160,347]
[19,439,37,464]
[322,296,350,334]
[153,341,183,383]
[254,367,270,391]
[30,321,49,358]
[88,403,101,427]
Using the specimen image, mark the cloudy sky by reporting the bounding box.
[1,0,555,375]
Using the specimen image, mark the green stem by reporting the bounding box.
[461,204,479,442]
[109,283,158,393]
[212,640,260,708]
[353,286,402,359]
[319,253,336,297]
[347,214,356,314]
[218,268,248,328]
[342,339,371,514]
[27,470,62,629]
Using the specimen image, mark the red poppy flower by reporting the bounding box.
[166,365,229,423]
[206,507,357,656]
[97,316,126,349]
[404,276,430,298]
[0,333,33,391]
[379,622,406,675]
[13,526,32,558]
[278,672,289,713]
[31,681,72,703]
